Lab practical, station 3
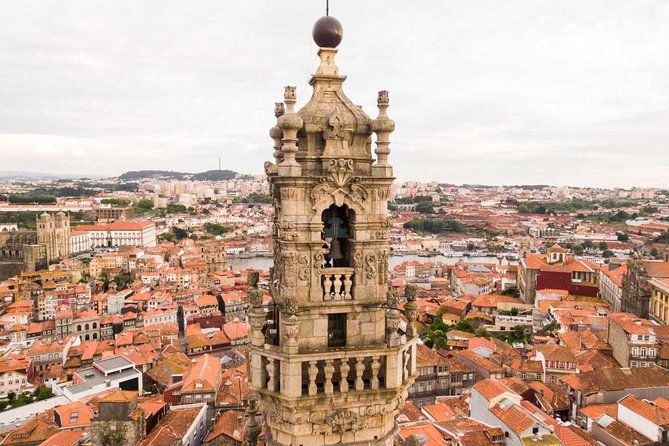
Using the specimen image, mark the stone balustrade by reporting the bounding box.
[320,267,354,301]
[253,344,416,398]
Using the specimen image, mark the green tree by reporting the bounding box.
[136,199,154,210]
[582,240,595,249]
[204,223,232,236]
[475,326,490,338]
[454,320,473,333]
[415,202,435,214]
[617,233,629,242]
[101,198,131,206]
[651,247,660,258]
[33,386,53,401]
[172,227,189,240]
[602,249,614,258]
[598,241,609,250]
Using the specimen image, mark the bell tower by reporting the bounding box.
[246,14,418,446]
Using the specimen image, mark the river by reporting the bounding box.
[229,254,511,271]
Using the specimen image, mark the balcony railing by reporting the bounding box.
[321,267,354,301]
[254,345,414,398]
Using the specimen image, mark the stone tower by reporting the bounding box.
[247,15,418,446]
[36,212,70,262]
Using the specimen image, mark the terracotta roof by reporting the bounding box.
[181,354,221,394]
[579,403,617,420]
[54,401,93,428]
[498,377,530,396]
[561,367,669,395]
[396,401,428,424]
[642,260,669,278]
[416,344,450,367]
[534,344,577,363]
[618,394,669,426]
[422,402,458,422]
[399,422,449,446]
[205,410,253,443]
[38,429,87,446]
[490,403,535,434]
[138,406,203,446]
[473,379,514,401]
[596,416,653,446]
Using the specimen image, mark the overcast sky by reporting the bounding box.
[0,0,667,187]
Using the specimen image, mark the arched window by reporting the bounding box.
[321,204,354,268]
[85,324,89,331]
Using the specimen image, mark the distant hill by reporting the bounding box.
[118,169,238,181]
[0,171,104,180]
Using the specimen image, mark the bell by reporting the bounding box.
[329,239,344,260]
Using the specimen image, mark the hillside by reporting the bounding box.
[118,169,238,181]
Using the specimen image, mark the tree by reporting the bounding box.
[475,326,490,338]
[101,198,131,206]
[582,240,595,249]
[598,241,608,251]
[466,243,476,251]
[617,232,629,242]
[453,320,473,333]
[136,199,154,210]
[34,386,52,401]
[415,202,435,214]
[602,249,614,258]
[651,247,660,258]
[204,223,232,236]
[572,245,584,255]
[172,227,189,240]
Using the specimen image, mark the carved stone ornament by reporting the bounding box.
[312,409,369,435]
[248,288,263,308]
[297,254,309,281]
[279,219,299,241]
[386,289,400,309]
[365,253,377,279]
[265,402,282,424]
[310,158,369,210]
[283,296,298,316]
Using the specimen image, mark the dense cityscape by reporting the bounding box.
[1,2,668,446]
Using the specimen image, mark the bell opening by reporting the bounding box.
[321,204,354,267]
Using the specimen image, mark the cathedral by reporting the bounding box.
[246,14,418,446]
[0,212,70,279]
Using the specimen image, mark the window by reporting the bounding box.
[631,361,638,367]
[632,347,639,355]
[328,314,346,347]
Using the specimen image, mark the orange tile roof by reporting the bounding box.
[473,379,513,401]
[422,402,458,422]
[490,403,535,435]
[181,354,221,394]
[54,401,93,428]
[37,429,86,446]
[579,403,617,420]
[618,394,669,426]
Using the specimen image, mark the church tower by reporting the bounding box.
[246,14,418,446]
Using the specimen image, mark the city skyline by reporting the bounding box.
[1,0,668,188]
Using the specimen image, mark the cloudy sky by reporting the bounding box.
[0,0,667,187]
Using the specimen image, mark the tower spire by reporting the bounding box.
[250,14,416,446]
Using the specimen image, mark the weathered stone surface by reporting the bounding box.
[247,16,417,446]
